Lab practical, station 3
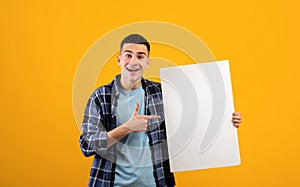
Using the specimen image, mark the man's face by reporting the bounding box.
[118,43,149,84]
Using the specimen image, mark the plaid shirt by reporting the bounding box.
[79,75,175,187]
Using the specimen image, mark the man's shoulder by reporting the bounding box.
[142,79,162,94]
[143,78,161,88]
[90,82,114,99]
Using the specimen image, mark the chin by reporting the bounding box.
[129,76,142,82]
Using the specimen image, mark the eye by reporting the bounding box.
[137,55,145,60]
[125,53,132,58]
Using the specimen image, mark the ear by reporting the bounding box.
[145,58,150,69]
[117,55,121,66]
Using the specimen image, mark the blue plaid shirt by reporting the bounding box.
[79,75,175,187]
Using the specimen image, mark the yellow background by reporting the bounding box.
[1,0,299,186]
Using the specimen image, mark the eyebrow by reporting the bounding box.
[123,50,147,56]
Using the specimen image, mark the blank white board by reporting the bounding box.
[160,60,240,172]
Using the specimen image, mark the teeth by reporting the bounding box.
[127,68,139,72]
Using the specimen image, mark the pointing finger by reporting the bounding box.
[142,115,161,120]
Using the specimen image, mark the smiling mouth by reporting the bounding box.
[126,67,140,72]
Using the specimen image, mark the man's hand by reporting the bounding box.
[107,103,161,147]
[124,103,161,132]
[232,112,242,128]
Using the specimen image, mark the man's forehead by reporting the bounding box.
[121,43,148,54]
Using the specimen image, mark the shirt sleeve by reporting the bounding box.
[79,94,109,157]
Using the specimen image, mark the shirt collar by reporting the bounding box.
[110,75,147,112]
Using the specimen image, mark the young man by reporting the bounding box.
[79,34,242,187]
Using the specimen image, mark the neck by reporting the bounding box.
[119,77,141,91]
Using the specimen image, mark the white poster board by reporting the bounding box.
[160,60,240,172]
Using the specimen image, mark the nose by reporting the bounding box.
[129,56,139,65]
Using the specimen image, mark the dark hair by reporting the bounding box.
[120,34,150,52]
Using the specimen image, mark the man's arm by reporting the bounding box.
[79,95,108,157]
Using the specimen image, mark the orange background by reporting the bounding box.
[1,0,299,186]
